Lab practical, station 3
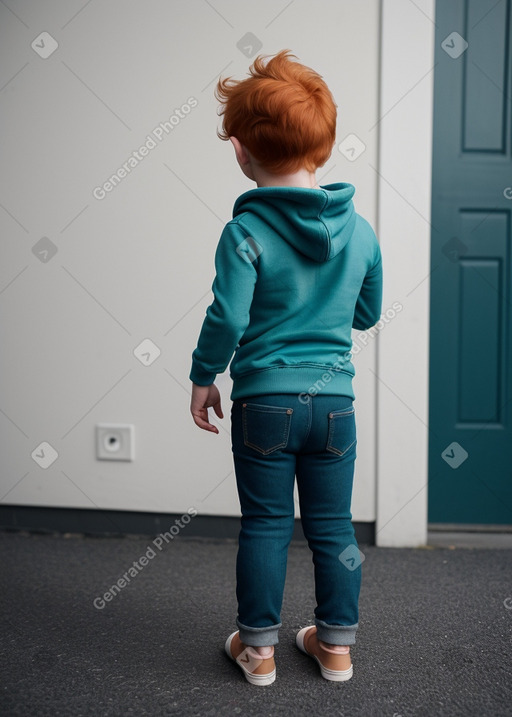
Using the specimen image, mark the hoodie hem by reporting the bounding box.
[229,367,355,401]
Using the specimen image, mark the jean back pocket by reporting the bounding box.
[326,406,356,456]
[242,402,293,455]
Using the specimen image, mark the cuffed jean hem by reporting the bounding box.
[236,618,282,647]
[315,619,359,646]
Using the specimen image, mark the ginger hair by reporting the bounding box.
[215,49,337,174]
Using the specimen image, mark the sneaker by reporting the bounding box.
[224,631,276,686]
[296,626,353,682]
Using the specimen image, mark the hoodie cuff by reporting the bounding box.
[189,363,216,386]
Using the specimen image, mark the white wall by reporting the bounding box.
[376,0,435,546]
[0,1,381,524]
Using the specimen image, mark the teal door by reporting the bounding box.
[429,0,512,525]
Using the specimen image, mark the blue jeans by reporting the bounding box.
[230,392,361,647]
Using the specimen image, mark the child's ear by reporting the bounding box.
[229,136,250,166]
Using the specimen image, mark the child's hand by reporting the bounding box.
[190,382,224,434]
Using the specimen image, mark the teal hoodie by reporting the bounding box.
[189,182,383,401]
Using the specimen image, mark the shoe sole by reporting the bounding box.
[296,626,353,682]
[225,631,276,686]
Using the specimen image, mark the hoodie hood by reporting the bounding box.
[232,182,356,263]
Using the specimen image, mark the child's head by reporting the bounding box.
[215,50,337,176]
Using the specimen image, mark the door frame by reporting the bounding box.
[375,0,435,546]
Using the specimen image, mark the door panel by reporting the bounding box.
[429,0,512,524]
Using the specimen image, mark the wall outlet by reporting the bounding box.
[96,424,134,461]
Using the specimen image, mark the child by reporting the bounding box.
[189,50,382,685]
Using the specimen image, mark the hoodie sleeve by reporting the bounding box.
[189,221,259,386]
[352,240,383,331]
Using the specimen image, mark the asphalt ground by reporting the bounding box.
[1,530,511,717]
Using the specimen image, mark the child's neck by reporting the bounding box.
[252,166,320,189]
